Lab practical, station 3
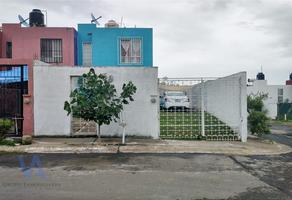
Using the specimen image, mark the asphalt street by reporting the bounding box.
[0,124,291,200]
[0,152,291,200]
[263,124,292,147]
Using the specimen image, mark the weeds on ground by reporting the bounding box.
[0,139,15,146]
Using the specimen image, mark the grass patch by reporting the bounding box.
[0,139,16,146]
[160,111,238,140]
[271,120,292,126]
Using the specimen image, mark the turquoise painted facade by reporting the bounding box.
[77,24,153,67]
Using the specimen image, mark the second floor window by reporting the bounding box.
[120,38,141,64]
[6,42,12,58]
[40,39,63,63]
[278,88,284,103]
[82,43,92,66]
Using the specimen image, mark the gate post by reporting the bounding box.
[201,78,205,136]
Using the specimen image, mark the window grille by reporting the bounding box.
[40,39,63,63]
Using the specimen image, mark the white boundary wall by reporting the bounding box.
[189,72,247,142]
[33,63,159,138]
[247,80,292,119]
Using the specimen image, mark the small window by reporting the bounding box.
[278,88,284,103]
[82,43,92,66]
[71,76,84,91]
[120,38,142,64]
[6,42,12,58]
[40,39,63,63]
[278,96,283,104]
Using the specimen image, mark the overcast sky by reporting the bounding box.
[0,0,291,84]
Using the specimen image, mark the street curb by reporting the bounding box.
[0,142,291,155]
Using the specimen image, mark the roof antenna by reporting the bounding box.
[261,65,263,73]
[18,14,29,27]
[91,13,102,26]
[120,16,123,27]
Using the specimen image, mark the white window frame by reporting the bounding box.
[278,88,284,103]
[82,42,92,66]
[119,37,142,65]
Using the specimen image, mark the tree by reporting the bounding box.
[64,69,137,142]
[247,93,270,135]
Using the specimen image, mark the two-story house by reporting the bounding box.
[78,20,153,67]
[0,9,78,136]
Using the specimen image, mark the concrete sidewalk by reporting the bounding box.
[0,137,291,155]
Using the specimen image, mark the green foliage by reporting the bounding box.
[277,102,292,120]
[247,93,270,135]
[247,93,267,112]
[64,69,137,139]
[0,118,14,139]
[0,139,15,146]
[248,111,270,135]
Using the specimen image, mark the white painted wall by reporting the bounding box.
[189,72,247,142]
[247,80,292,119]
[34,63,159,138]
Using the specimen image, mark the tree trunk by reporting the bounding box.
[98,124,101,142]
[96,123,101,143]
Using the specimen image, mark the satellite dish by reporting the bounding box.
[18,14,29,27]
[91,13,102,26]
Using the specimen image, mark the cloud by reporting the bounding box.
[250,0,292,56]
[0,0,291,84]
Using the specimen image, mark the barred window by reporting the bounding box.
[120,38,142,64]
[40,39,63,63]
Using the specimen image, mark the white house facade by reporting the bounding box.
[247,73,292,119]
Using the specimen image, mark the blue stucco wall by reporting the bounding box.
[77,24,153,67]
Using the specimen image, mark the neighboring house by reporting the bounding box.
[0,9,78,136]
[247,72,292,119]
[78,20,153,67]
[0,23,77,66]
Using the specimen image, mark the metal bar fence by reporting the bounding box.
[159,77,241,141]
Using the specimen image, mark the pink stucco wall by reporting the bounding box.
[1,23,76,66]
[0,30,2,57]
[0,58,34,136]
[0,24,77,136]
